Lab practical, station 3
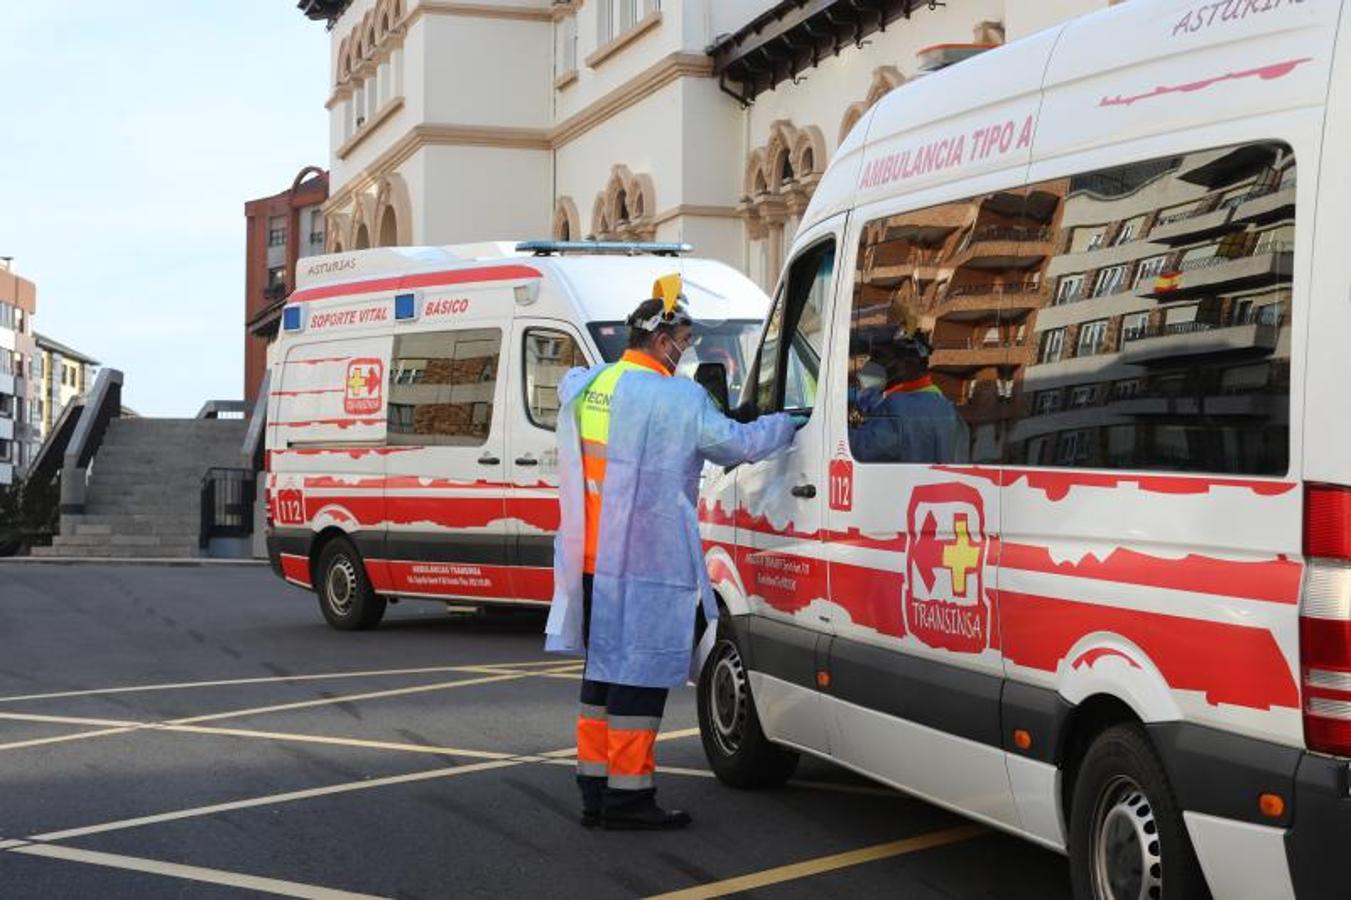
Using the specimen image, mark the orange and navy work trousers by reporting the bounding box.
[576,575,669,814]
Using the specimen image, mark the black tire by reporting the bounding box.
[315,538,386,631]
[696,620,799,788]
[1068,723,1208,900]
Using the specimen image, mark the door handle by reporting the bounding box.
[791,484,816,499]
[514,455,538,466]
[477,455,501,466]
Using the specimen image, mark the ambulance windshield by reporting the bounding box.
[588,319,761,398]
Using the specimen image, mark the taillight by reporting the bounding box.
[1301,484,1351,756]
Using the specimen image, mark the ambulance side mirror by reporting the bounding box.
[694,362,730,413]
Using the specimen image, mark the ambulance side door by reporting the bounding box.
[735,223,842,754]
[504,317,591,603]
[380,303,512,602]
[822,188,1021,831]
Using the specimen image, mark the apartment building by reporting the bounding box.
[34,333,99,442]
[0,262,39,486]
[301,0,1121,291]
[1013,142,1296,471]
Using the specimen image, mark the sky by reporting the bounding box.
[0,1,330,416]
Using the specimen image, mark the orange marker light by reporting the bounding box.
[816,670,831,689]
[1259,793,1285,818]
[1013,729,1033,751]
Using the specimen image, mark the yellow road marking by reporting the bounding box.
[644,824,987,899]
[28,757,525,842]
[0,660,574,704]
[0,726,141,752]
[158,724,519,762]
[9,843,389,899]
[0,711,144,728]
[165,671,535,726]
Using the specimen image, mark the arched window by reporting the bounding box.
[616,189,629,224]
[354,224,371,250]
[378,206,398,247]
[780,152,795,186]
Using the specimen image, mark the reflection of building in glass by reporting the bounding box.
[388,329,500,446]
[1010,142,1295,473]
[851,185,1064,461]
[524,329,585,429]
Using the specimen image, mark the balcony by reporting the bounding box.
[929,338,1030,373]
[1113,392,1280,418]
[936,281,1046,320]
[857,250,944,288]
[1145,243,1292,299]
[1119,318,1280,365]
[1232,183,1295,227]
[1148,204,1234,245]
[952,226,1053,271]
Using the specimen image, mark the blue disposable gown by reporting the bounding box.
[544,364,797,688]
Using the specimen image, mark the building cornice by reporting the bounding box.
[335,97,406,160]
[584,10,661,69]
[651,204,739,226]
[408,2,553,26]
[552,51,713,147]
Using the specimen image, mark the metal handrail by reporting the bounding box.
[59,368,123,516]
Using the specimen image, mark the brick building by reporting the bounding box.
[244,167,329,405]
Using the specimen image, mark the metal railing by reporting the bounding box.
[945,281,1042,298]
[1176,241,1292,272]
[59,368,123,516]
[200,468,257,549]
[965,225,1052,245]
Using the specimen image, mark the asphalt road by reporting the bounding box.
[0,563,1073,899]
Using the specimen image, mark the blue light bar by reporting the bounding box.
[394,293,417,320]
[282,306,302,331]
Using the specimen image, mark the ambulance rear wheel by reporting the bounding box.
[697,628,798,788]
[1068,723,1206,900]
[316,538,386,631]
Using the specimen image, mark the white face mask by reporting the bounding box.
[858,363,886,391]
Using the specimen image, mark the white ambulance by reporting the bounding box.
[263,242,769,630]
[693,1,1350,897]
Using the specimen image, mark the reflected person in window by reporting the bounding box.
[849,329,969,464]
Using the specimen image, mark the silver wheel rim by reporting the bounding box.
[1090,775,1163,900]
[708,640,748,757]
[325,555,358,616]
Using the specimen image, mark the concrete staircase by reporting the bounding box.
[32,418,249,559]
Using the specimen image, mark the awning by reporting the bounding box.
[709,0,936,105]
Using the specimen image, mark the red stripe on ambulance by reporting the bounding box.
[288,265,543,304]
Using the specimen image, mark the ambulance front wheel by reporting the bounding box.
[697,626,798,788]
[315,538,386,631]
[1068,723,1206,900]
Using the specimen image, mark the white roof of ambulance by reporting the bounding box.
[800,0,1338,237]
[291,242,769,326]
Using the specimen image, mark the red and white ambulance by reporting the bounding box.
[263,242,769,629]
[694,1,1351,897]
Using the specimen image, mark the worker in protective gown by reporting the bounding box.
[545,276,797,830]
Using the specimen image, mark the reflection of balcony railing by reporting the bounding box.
[965,226,1051,245]
[1123,309,1283,343]
[1177,242,1292,273]
[946,281,1041,298]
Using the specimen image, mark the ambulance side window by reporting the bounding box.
[752,239,834,416]
[387,328,502,446]
[522,327,586,431]
[1006,140,1294,475]
[847,187,1050,464]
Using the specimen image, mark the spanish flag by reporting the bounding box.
[1153,270,1182,294]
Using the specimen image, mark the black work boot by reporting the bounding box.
[578,774,605,828]
[602,804,692,830]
